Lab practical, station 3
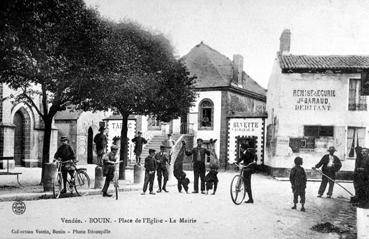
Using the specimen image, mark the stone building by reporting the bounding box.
[0,84,58,168]
[54,108,110,164]
[182,42,267,166]
[266,29,369,178]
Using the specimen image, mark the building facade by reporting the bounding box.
[0,84,58,169]
[183,42,267,166]
[266,30,369,178]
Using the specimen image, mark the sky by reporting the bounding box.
[84,0,369,88]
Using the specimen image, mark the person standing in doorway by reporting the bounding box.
[94,126,107,166]
[313,146,342,198]
[184,139,210,194]
[132,131,147,166]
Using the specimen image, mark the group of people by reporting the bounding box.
[141,138,220,196]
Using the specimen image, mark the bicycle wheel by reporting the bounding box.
[53,173,63,199]
[74,171,90,196]
[230,175,246,205]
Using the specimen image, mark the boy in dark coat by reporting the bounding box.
[141,149,157,195]
[204,139,219,195]
[132,131,147,166]
[290,156,307,212]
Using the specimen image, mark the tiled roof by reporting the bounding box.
[182,42,266,96]
[279,54,369,71]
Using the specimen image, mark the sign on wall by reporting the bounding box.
[227,118,264,163]
[105,119,136,161]
[293,89,336,111]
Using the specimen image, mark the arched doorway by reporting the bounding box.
[13,109,31,166]
[87,127,93,164]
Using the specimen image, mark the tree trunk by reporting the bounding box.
[41,118,53,183]
[119,112,129,180]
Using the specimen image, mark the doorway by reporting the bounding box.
[236,136,258,161]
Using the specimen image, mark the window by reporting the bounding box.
[304,126,334,137]
[347,127,365,158]
[199,99,213,130]
[349,79,367,111]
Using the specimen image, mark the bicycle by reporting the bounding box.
[53,159,91,198]
[230,162,256,205]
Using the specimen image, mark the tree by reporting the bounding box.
[0,0,107,181]
[83,21,197,179]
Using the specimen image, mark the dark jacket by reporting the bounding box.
[237,148,257,173]
[54,144,75,162]
[290,166,307,192]
[144,155,156,172]
[94,133,107,150]
[132,136,147,154]
[315,154,342,174]
[185,147,210,165]
[155,151,170,170]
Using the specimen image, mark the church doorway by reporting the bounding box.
[13,109,31,166]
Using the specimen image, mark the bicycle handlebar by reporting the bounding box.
[234,161,256,169]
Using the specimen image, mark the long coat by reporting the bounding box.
[290,166,307,193]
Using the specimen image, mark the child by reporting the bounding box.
[289,156,307,211]
[204,139,219,195]
[141,149,156,195]
[204,164,218,195]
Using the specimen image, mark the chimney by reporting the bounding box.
[232,54,243,86]
[279,29,291,54]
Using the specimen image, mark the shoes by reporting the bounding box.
[163,189,169,193]
[317,194,322,198]
[141,192,145,195]
[103,193,112,197]
[301,207,306,212]
[157,189,162,193]
[61,189,66,194]
[327,195,332,198]
[291,205,297,209]
[245,199,254,204]
[211,192,216,195]
[149,192,156,195]
[192,191,198,194]
[185,191,189,194]
[201,191,206,194]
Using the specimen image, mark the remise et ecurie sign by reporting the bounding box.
[293,89,336,111]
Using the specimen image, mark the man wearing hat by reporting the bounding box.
[54,136,76,194]
[101,144,119,197]
[142,149,157,195]
[313,146,342,198]
[132,131,147,166]
[94,126,108,166]
[155,145,170,192]
[184,138,210,194]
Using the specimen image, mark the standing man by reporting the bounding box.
[54,136,76,194]
[101,145,119,197]
[162,133,175,161]
[237,141,257,203]
[355,147,369,208]
[155,145,170,193]
[313,146,342,198]
[94,126,108,166]
[132,131,147,166]
[184,139,210,194]
[141,149,157,195]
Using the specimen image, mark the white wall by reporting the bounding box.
[266,60,369,171]
[189,91,222,157]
